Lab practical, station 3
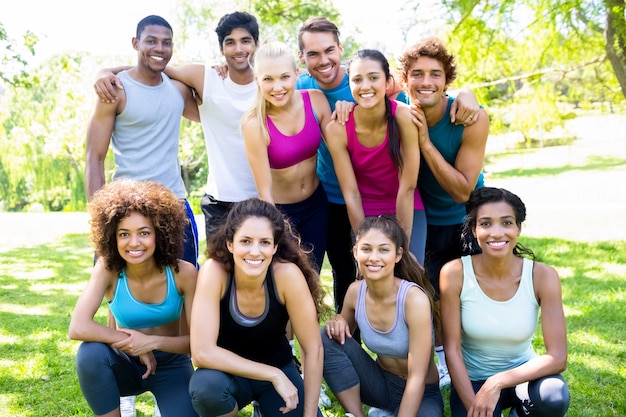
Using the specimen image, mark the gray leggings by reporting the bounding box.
[322,328,443,416]
[450,374,570,417]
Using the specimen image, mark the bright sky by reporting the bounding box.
[4,0,445,67]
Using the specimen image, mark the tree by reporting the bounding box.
[0,53,91,211]
[399,0,625,140]
[605,0,626,97]
[0,22,38,88]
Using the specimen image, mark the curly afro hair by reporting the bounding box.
[88,179,188,272]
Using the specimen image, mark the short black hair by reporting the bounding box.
[136,15,173,39]
[215,11,259,46]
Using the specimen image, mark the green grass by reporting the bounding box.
[0,234,624,416]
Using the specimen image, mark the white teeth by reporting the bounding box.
[367,265,383,272]
[245,259,263,265]
[150,56,164,61]
[360,93,375,98]
[318,66,332,74]
[488,241,507,247]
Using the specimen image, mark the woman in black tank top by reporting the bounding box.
[189,198,328,417]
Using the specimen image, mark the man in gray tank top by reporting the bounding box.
[85,15,200,269]
[84,15,201,417]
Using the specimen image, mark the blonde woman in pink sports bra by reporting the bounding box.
[242,41,332,272]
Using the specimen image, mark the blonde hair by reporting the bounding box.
[244,41,298,142]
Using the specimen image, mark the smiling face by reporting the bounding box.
[353,228,403,281]
[405,56,448,109]
[299,31,344,89]
[473,201,522,256]
[256,55,297,108]
[221,27,256,75]
[133,24,173,73]
[227,216,278,277]
[348,57,390,109]
[116,211,156,265]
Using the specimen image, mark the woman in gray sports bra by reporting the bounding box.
[322,215,443,417]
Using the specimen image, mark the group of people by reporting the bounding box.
[69,10,571,417]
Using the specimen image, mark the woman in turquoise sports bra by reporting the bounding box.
[69,179,198,417]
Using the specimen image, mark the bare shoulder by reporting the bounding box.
[406,282,430,305]
[242,113,263,138]
[326,118,348,140]
[461,107,489,142]
[175,259,198,280]
[307,89,326,101]
[273,261,305,282]
[440,258,464,291]
[171,79,192,96]
[532,260,561,289]
[309,89,331,113]
[441,257,464,277]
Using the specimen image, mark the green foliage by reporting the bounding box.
[250,0,341,45]
[439,0,625,139]
[0,54,91,212]
[0,22,38,88]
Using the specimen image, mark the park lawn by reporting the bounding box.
[0,233,624,416]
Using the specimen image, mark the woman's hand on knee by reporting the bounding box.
[272,371,299,414]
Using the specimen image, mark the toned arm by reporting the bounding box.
[85,97,119,200]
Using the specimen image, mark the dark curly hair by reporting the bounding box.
[463,187,535,259]
[354,215,440,332]
[206,198,328,318]
[88,179,188,272]
[399,37,457,88]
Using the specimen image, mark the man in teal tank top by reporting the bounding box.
[399,37,490,388]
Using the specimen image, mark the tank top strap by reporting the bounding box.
[345,107,358,154]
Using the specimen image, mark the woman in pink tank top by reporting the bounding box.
[325,49,427,265]
[242,41,333,272]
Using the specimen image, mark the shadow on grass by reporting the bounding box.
[488,155,626,179]
[0,233,95,416]
[521,236,626,416]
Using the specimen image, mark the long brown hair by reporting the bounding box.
[206,198,329,318]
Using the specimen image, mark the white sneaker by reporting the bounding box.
[437,365,451,388]
[119,396,136,417]
[318,384,332,408]
[368,407,396,417]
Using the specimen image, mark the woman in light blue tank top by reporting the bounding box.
[321,215,443,417]
[440,187,569,417]
[69,178,198,417]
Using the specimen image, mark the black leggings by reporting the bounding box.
[450,374,570,417]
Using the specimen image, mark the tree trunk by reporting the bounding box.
[605,0,626,99]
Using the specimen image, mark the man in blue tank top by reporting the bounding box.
[399,37,490,388]
[86,15,200,270]
[296,17,356,317]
